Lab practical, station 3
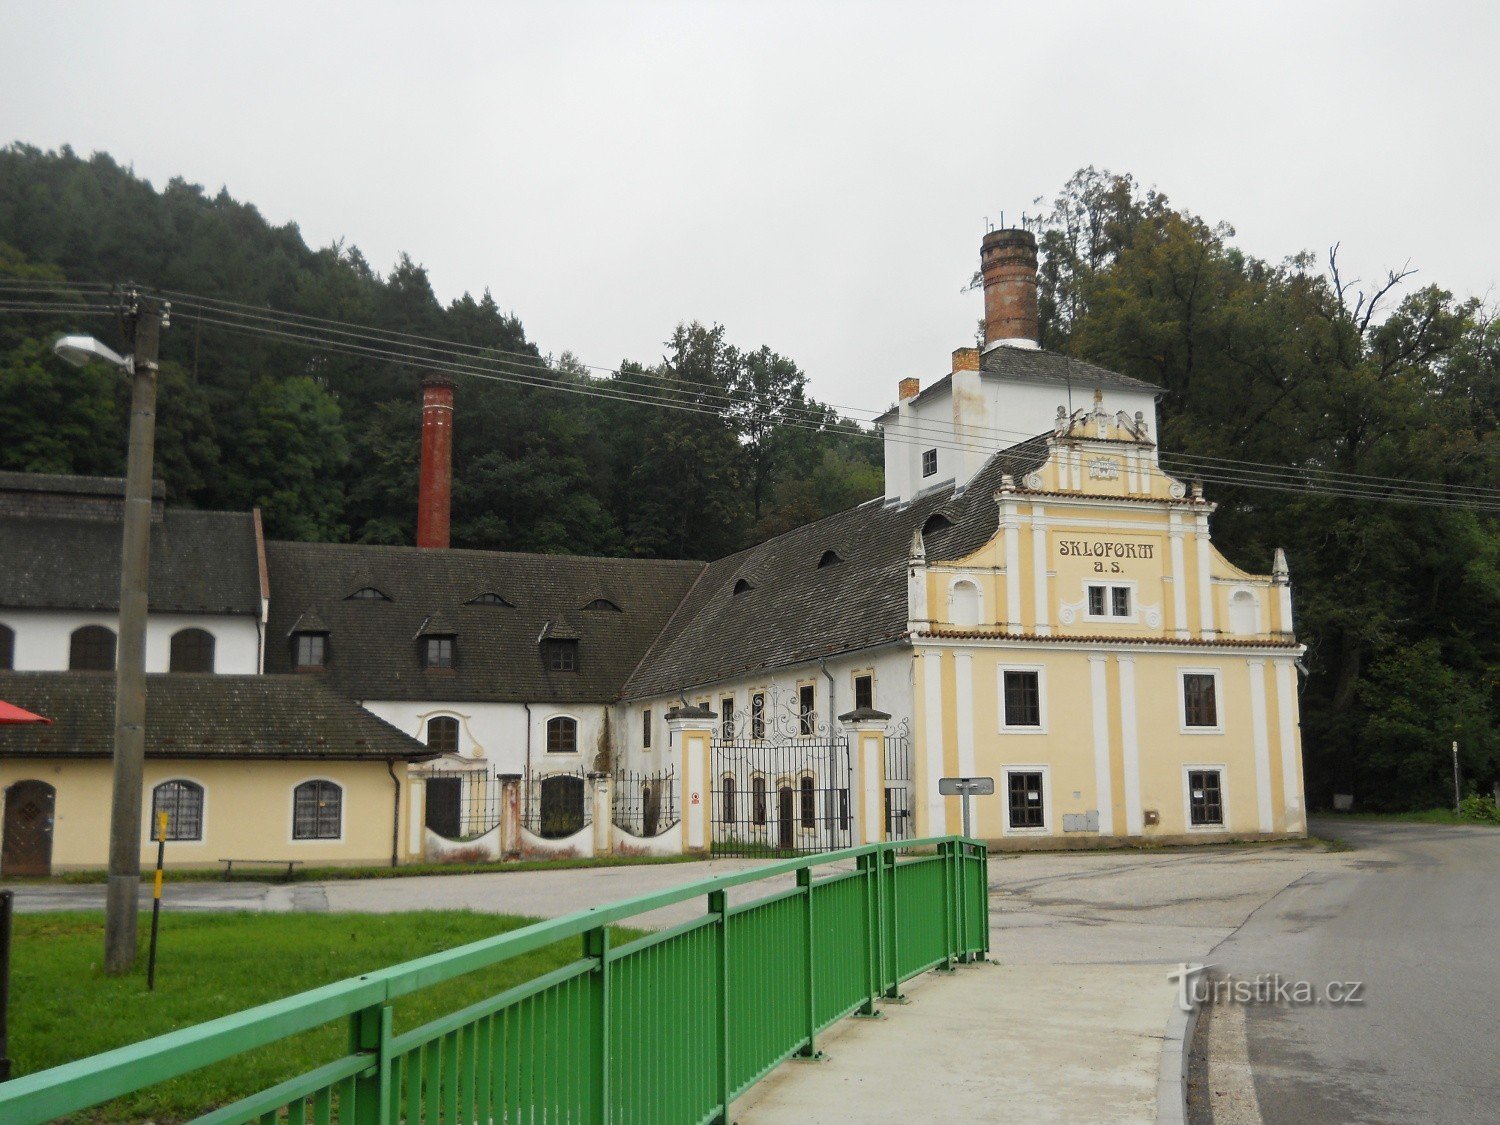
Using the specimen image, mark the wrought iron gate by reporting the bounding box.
[710,695,852,857]
[884,719,914,842]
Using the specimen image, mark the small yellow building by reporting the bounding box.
[0,672,435,874]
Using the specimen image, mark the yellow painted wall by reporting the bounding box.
[0,757,421,872]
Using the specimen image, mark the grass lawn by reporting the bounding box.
[11,910,639,1122]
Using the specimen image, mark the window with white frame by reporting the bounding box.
[1005,770,1046,830]
[292,780,342,840]
[922,448,937,477]
[1187,768,1225,826]
[1085,583,1133,620]
[152,780,204,841]
[1180,670,1221,731]
[1000,667,1045,731]
[720,697,735,740]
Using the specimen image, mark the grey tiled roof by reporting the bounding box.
[0,672,434,760]
[0,509,262,614]
[263,542,704,703]
[622,438,1051,698]
[0,470,165,500]
[980,346,1164,392]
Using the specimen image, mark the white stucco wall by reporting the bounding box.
[0,609,262,673]
[360,699,613,778]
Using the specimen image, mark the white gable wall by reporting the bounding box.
[0,608,261,673]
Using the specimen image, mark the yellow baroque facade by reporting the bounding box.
[908,395,1305,844]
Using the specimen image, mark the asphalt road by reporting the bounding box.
[1203,819,1500,1123]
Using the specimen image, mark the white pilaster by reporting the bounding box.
[954,652,977,838]
[1275,659,1304,832]
[1031,507,1050,635]
[922,650,946,836]
[1089,655,1114,836]
[1196,515,1216,637]
[1248,660,1273,833]
[1002,505,1022,632]
[1169,514,1189,639]
[1118,655,1142,835]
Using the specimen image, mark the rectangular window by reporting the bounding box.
[1002,670,1041,729]
[922,449,937,477]
[424,636,455,669]
[798,683,816,735]
[294,633,325,669]
[1087,585,1106,617]
[542,639,578,672]
[642,708,652,749]
[1111,586,1131,617]
[1007,771,1045,829]
[854,674,873,712]
[152,782,204,841]
[1183,673,1219,728]
[1188,769,1224,826]
[751,692,766,740]
[721,697,735,741]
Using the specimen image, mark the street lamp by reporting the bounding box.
[51,297,168,975]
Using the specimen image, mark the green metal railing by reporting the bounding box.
[0,836,988,1124]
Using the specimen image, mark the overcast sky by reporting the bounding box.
[5,1,1498,414]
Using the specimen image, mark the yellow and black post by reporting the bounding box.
[147,811,168,990]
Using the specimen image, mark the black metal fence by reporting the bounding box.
[422,768,504,841]
[884,719,914,842]
[521,770,593,840]
[710,729,853,858]
[612,768,678,837]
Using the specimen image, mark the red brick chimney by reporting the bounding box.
[981,227,1040,350]
[416,373,454,549]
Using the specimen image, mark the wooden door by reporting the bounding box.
[425,777,462,839]
[2,780,56,877]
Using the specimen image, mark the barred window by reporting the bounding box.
[169,628,216,673]
[69,625,116,671]
[1189,770,1224,825]
[751,693,766,740]
[426,716,459,754]
[1183,674,1219,728]
[152,780,204,841]
[1111,586,1131,617]
[720,698,735,740]
[721,776,736,825]
[752,776,768,825]
[1088,584,1106,616]
[292,780,342,840]
[547,716,578,754]
[799,776,816,828]
[1003,670,1042,728]
[1007,772,1045,829]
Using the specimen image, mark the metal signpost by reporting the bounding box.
[938,776,994,839]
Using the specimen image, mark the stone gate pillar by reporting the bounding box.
[590,771,613,857]
[841,708,891,844]
[497,773,522,859]
[667,704,717,855]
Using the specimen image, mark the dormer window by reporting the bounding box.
[733,578,755,595]
[467,592,515,607]
[542,639,578,672]
[293,632,327,670]
[584,598,622,612]
[345,587,391,601]
[423,635,456,670]
[922,512,954,537]
[817,550,843,568]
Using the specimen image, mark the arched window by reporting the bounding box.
[467,592,515,607]
[169,628,215,673]
[1229,590,1259,636]
[752,776,768,825]
[292,780,342,840]
[538,774,586,838]
[345,587,391,601]
[721,776,736,825]
[151,780,204,841]
[0,624,12,670]
[426,716,460,754]
[799,776,816,829]
[584,598,622,612]
[732,578,755,595]
[950,580,981,627]
[546,716,578,754]
[922,512,953,537]
[69,625,116,671]
[817,550,843,568]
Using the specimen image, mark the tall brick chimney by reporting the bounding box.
[981,227,1040,351]
[416,373,454,549]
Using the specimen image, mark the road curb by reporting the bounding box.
[1156,969,1202,1124]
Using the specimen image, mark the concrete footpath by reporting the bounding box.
[732,961,1177,1124]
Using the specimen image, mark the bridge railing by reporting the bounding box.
[0,836,988,1124]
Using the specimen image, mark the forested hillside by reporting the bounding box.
[0,147,1495,810]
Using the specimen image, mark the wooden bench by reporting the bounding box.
[219,859,304,883]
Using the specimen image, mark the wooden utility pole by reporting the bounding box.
[104,294,166,975]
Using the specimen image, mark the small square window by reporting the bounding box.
[1087,585,1107,616]
[294,633,326,670]
[1183,673,1218,728]
[1111,587,1131,617]
[922,449,938,477]
[424,636,455,670]
[542,639,578,672]
[1003,670,1041,728]
[1188,769,1224,825]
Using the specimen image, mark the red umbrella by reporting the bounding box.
[0,700,52,725]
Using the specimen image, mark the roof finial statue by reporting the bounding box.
[909,527,926,563]
[1054,404,1068,436]
[1273,547,1290,585]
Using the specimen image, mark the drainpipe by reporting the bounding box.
[819,658,838,732]
[386,759,400,868]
